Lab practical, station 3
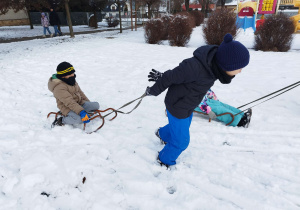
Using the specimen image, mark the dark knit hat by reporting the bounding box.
[56,62,75,78]
[216,33,250,71]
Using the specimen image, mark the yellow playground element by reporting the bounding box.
[282,0,300,32]
[238,1,258,13]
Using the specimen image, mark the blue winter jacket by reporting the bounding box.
[149,45,220,119]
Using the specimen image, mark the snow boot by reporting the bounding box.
[51,117,64,128]
[155,128,166,145]
[237,108,252,128]
[157,154,170,170]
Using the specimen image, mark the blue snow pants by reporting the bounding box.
[205,99,244,126]
[158,110,193,166]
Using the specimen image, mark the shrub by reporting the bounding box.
[168,15,193,47]
[190,10,205,26]
[144,19,164,44]
[106,17,119,27]
[161,14,173,40]
[254,13,294,52]
[176,11,196,28]
[203,9,237,45]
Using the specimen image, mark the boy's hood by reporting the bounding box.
[193,45,218,69]
[193,45,218,78]
[48,74,63,93]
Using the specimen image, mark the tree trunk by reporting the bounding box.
[135,2,137,31]
[26,7,34,29]
[185,0,189,11]
[118,2,122,33]
[147,4,151,19]
[130,0,133,31]
[93,8,98,29]
[65,0,74,38]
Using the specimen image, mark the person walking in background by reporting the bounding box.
[49,8,63,37]
[41,13,53,38]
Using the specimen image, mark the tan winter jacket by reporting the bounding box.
[48,77,89,116]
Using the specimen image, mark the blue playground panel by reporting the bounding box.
[236,15,256,31]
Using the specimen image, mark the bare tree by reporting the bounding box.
[185,0,189,11]
[88,0,108,29]
[219,0,226,8]
[0,1,11,15]
[198,0,216,17]
[143,0,161,19]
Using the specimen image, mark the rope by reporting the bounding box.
[234,81,300,116]
[237,81,300,109]
[102,93,146,118]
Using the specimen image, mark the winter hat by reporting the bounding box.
[56,62,75,78]
[216,33,250,71]
[41,12,45,16]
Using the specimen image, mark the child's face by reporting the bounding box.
[62,73,75,79]
[225,69,242,76]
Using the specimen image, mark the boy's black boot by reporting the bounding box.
[157,154,170,170]
[52,117,64,127]
[237,108,252,128]
[155,128,166,145]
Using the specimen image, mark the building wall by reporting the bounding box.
[0,9,29,26]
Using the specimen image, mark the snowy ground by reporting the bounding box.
[0,20,134,40]
[0,27,300,210]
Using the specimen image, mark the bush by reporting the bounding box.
[203,9,237,45]
[168,15,193,47]
[176,11,196,28]
[144,19,164,44]
[190,10,205,26]
[161,14,173,40]
[106,17,119,27]
[254,13,294,52]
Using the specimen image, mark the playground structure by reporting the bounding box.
[236,1,258,31]
[282,0,300,32]
[236,0,300,32]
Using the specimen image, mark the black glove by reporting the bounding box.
[148,69,163,82]
[145,86,152,96]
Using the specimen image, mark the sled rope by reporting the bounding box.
[237,81,300,109]
[234,81,300,116]
[102,93,146,118]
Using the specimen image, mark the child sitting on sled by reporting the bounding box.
[194,89,252,127]
[48,61,99,126]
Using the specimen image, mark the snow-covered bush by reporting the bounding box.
[176,11,196,28]
[168,15,193,47]
[191,10,205,26]
[106,17,119,27]
[144,19,164,44]
[203,9,237,45]
[254,13,294,52]
[160,14,173,40]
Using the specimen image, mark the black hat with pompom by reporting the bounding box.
[216,33,250,71]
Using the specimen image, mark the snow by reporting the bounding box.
[0,26,300,210]
[0,21,133,40]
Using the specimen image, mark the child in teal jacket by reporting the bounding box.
[194,89,252,127]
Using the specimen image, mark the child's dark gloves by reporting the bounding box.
[208,111,217,120]
[80,110,90,123]
[148,69,163,82]
[145,86,152,96]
